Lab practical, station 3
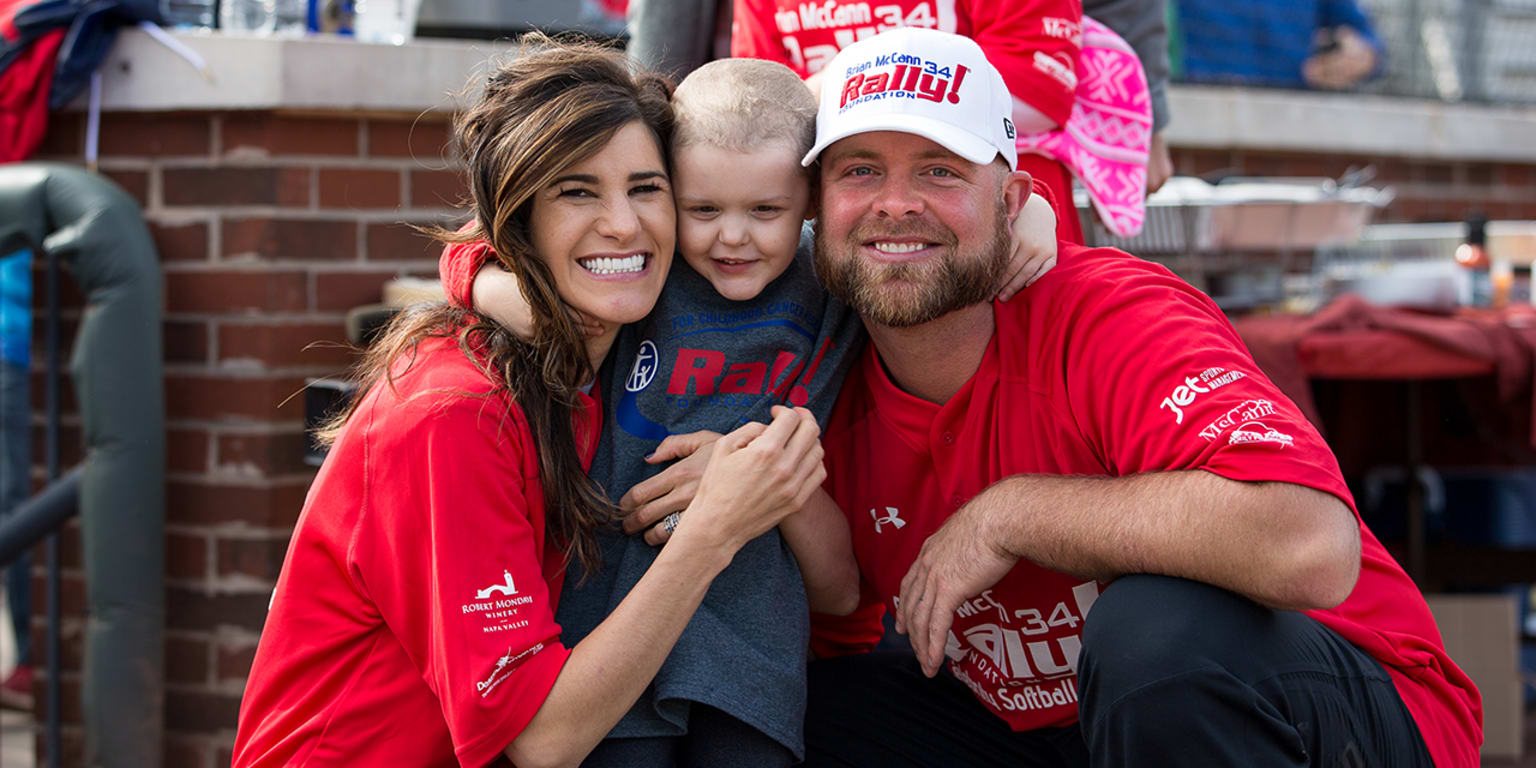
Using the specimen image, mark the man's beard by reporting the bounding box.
[814,201,1010,328]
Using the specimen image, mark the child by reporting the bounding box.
[437,57,1058,765]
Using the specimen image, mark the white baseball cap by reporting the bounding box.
[801,27,1018,171]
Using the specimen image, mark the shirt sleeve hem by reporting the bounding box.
[452,641,572,768]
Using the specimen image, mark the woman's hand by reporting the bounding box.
[471,262,605,339]
[647,407,825,548]
[995,185,1059,301]
[620,430,723,536]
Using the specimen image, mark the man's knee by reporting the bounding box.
[1080,575,1270,693]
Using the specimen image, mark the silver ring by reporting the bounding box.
[661,511,681,534]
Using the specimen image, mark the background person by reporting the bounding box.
[231,37,826,768]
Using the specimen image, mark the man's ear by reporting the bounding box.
[1003,168,1033,221]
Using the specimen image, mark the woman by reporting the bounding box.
[231,37,826,768]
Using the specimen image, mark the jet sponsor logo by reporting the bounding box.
[1199,399,1278,442]
[1159,367,1247,424]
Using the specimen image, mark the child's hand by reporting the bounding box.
[649,407,824,549]
[995,186,1058,302]
[621,430,723,537]
[470,263,605,339]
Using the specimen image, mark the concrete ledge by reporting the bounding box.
[81,30,1536,162]
[80,29,512,114]
[1165,85,1536,163]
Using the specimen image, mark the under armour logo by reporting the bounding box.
[871,506,905,533]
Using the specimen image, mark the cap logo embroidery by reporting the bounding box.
[1003,117,1016,139]
[839,56,970,109]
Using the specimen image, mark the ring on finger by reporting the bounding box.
[661,511,682,533]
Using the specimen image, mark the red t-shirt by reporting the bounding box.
[731,0,1086,244]
[232,336,599,767]
[813,244,1482,767]
[731,0,1080,125]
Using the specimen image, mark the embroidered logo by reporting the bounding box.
[871,506,906,533]
[1227,421,1294,449]
[627,339,660,392]
[475,570,518,600]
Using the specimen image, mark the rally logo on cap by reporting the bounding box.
[838,54,971,111]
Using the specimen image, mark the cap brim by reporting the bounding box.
[801,113,1001,168]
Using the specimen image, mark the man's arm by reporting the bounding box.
[896,470,1360,677]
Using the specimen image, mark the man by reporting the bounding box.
[800,27,1479,768]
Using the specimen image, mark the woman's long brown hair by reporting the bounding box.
[317,35,675,576]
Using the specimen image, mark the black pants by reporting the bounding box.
[579,704,794,768]
[805,576,1433,767]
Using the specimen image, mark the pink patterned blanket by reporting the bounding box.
[1016,16,1152,238]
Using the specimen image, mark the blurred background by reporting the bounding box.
[1,0,1535,765]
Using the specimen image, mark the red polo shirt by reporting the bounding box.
[233,336,599,767]
[814,244,1482,767]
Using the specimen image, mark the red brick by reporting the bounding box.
[366,118,452,159]
[36,114,83,157]
[216,639,258,683]
[30,260,88,310]
[162,167,311,207]
[164,374,307,421]
[150,220,210,262]
[99,114,211,157]
[224,115,359,156]
[35,725,86,768]
[165,689,243,734]
[164,270,308,313]
[366,221,439,261]
[167,477,312,529]
[313,269,430,311]
[216,430,313,476]
[31,422,85,469]
[410,169,464,208]
[218,320,352,367]
[166,634,211,685]
[1497,164,1536,188]
[168,428,210,474]
[223,218,357,262]
[103,169,149,208]
[28,619,85,673]
[32,571,87,618]
[164,320,210,364]
[167,585,275,633]
[28,368,78,413]
[319,168,400,209]
[217,537,288,581]
[167,531,210,582]
[1414,162,1456,184]
[165,734,213,768]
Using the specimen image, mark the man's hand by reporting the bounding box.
[995,180,1058,302]
[621,430,722,542]
[1146,132,1173,195]
[1302,26,1377,91]
[896,506,1018,677]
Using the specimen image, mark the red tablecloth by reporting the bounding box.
[1234,295,1536,446]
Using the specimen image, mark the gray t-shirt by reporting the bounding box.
[554,226,864,757]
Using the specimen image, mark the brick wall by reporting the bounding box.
[17,110,1536,766]
[27,109,457,767]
